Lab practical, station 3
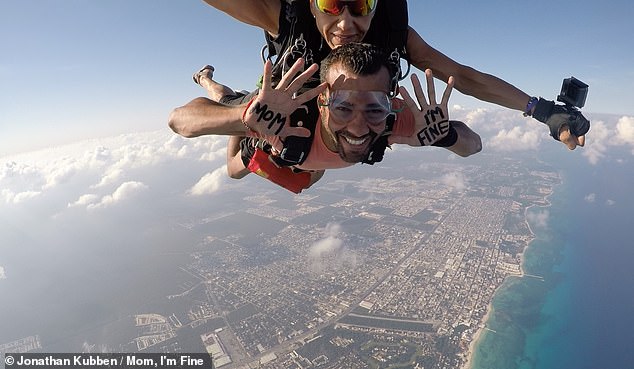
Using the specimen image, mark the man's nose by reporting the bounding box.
[345,114,370,136]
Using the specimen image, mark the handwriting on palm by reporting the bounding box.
[396,70,454,146]
[242,59,326,139]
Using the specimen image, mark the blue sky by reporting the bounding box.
[1,0,633,156]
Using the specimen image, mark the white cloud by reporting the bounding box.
[163,134,226,161]
[462,108,490,129]
[1,189,42,204]
[12,190,42,203]
[583,121,610,165]
[457,107,536,134]
[1,131,228,212]
[580,115,634,164]
[43,157,81,189]
[606,199,616,206]
[451,108,634,162]
[87,181,148,210]
[92,168,124,189]
[527,210,549,229]
[0,161,46,201]
[188,165,228,196]
[584,193,596,203]
[488,126,541,151]
[308,223,358,273]
[441,172,467,192]
[615,116,634,145]
[68,194,99,208]
[0,160,39,180]
[0,266,6,280]
[88,146,112,163]
[200,148,226,162]
[309,223,344,258]
[453,106,545,152]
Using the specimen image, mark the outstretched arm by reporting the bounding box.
[406,27,530,112]
[201,0,280,35]
[405,27,587,150]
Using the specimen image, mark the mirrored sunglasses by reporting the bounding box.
[314,0,378,17]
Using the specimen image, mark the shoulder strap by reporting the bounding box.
[262,0,296,60]
[262,1,327,90]
[265,0,407,167]
[364,0,410,84]
[364,0,409,56]
[272,102,395,168]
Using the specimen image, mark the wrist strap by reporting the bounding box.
[241,98,257,131]
[532,98,555,123]
[431,123,458,147]
[523,96,539,117]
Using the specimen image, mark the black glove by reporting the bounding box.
[532,98,590,141]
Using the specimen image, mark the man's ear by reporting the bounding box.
[317,92,326,105]
[317,93,330,123]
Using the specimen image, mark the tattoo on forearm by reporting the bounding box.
[252,102,286,135]
[418,107,449,145]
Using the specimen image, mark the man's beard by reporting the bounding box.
[335,130,380,163]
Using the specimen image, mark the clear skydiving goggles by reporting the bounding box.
[319,90,400,125]
[314,0,378,17]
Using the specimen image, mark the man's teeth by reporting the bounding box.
[344,136,367,145]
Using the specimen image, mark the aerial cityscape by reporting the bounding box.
[1,150,560,369]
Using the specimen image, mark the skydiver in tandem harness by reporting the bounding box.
[196,0,424,187]
[196,0,590,147]
[171,42,482,192]
[173,0,484,193]
[171,0,590,192]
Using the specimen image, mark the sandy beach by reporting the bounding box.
[463,301,493,369]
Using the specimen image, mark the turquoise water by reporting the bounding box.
[471,156,634,369]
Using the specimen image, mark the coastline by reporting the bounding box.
[463,301,494,369]
[463,173,560,369]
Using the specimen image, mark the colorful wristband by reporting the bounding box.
[524,96,539,117]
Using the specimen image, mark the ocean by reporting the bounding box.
[470,149,634,369]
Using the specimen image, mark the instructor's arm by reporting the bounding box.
[201,0,280,35]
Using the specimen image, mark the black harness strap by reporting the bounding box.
[264,0,409,167]
[271,98,320,167]
[270,99,397,168]
[363,114,396,165]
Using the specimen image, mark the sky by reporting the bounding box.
[1,0,634,157]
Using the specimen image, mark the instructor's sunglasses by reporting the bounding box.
[314,0,378,17]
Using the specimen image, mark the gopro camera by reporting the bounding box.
[557,77,588,109]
